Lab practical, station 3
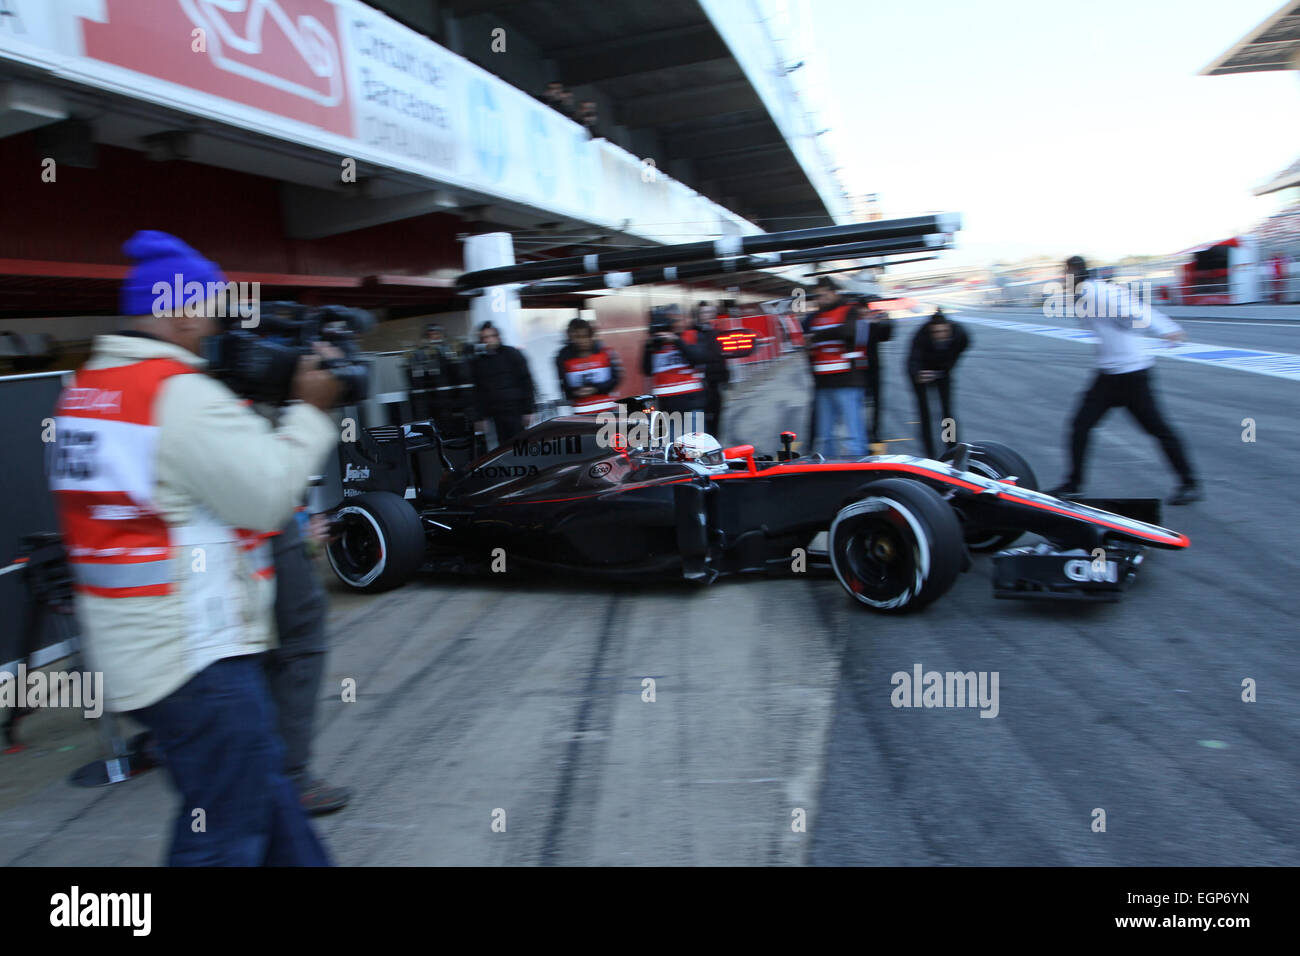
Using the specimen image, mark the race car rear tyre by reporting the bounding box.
[829,478,964,612]
[326,492,425,593]
[941,440,1039,552]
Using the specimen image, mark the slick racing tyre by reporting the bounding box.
[326,492,425,593]
[829,478,964,612]
[941,440,1039,552]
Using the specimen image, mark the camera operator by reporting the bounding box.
[692,302,731,438]
[49,231,340,865]
[642,304,709,440]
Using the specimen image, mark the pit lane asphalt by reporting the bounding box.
[802,307,1299,865]
[2,312,1296,866]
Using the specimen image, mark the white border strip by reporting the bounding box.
[0,638,80,680]
[947,309,1300,382]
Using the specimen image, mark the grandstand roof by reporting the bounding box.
[1200,1,1300,75]
[442,0,840,229]
[1255,155,1300,195]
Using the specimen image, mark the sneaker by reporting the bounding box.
[299,780,352,816]
[1047,482,1082,498]
[1167,483,1203,506]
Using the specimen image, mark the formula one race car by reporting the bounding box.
[324,413,1189,612]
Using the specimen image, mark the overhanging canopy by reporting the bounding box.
[1201,2,1300,75]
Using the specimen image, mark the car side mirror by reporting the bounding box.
[724,444,757,475]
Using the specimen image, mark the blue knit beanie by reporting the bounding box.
[120,230,225,316]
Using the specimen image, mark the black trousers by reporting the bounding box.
[703,386,723,438]
[912,376,955,458]
[490,413,525,447]
[864,366,883,445]
[264,517,328,791]
[1067,367,1194,486]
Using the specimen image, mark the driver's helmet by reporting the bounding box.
[668,432,726,469]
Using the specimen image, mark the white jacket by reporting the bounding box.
[1076,279,1182,374]
[64,334,337,712]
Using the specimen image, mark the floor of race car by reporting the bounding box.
[3,309,1298,866]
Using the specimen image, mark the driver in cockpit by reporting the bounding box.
[667,432,729,474]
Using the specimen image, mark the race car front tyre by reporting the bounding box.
[326,492,425,593]
[829,478,964,612]
[941,440,1040,552]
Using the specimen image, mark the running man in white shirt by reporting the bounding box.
[1048,256,1202,506]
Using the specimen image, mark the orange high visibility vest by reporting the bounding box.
[562,349,618,413]
[807,305,863,375]
[51,358,273,598]
[650,332,704,397]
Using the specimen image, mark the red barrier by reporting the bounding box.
[779,313,806,349]
[1181,264,1232,306]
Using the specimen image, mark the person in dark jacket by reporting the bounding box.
[693,302,731,437]
[854,297,893,451]
[641,304,709,440]
[471,322,535,446]
[406,323,463,421]
[907,309,969,458]
[410,323,460,382]
[802,278,866,457]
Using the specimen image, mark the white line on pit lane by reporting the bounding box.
[941,307,1300,382]
[1165,318,1300,328]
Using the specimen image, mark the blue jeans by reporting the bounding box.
[813,386,867,458]
[133,656,332,866]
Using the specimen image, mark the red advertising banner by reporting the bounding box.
[80,0,353,138]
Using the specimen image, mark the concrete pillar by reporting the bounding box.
[463,232,522,347]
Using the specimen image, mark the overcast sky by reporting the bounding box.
[801,0,1298,269]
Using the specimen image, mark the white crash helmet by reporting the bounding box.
[668,432,726,468]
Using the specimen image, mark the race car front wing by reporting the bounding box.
[992,543,1145,602]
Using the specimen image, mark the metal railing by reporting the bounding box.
[982,274,1300,308]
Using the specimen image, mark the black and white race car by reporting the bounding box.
[325,414,1189,612]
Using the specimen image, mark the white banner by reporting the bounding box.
[0,0,758,244]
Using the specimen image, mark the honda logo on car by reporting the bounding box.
[480,465,539,479]
[1064,558,1118,583]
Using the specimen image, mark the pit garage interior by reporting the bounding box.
[0,0,845,364]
